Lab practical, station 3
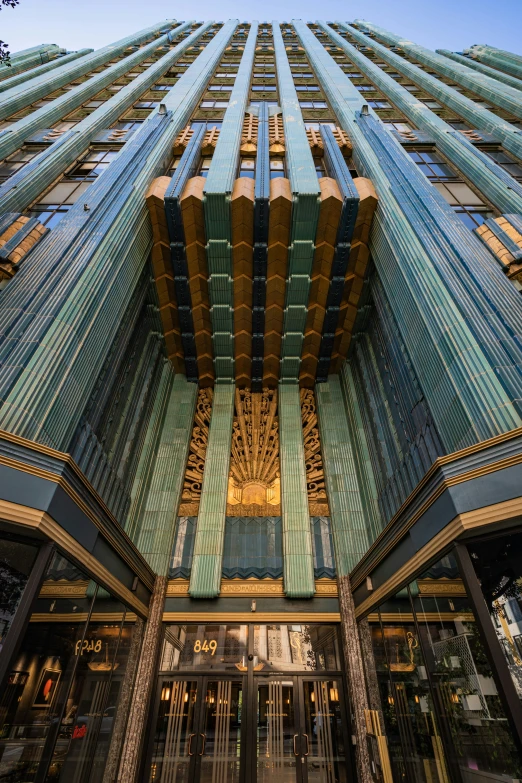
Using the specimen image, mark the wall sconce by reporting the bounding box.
[251,599,256,612]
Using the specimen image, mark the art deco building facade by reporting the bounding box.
[0,17,522,783]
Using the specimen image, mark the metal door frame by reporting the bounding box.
[143,673,247,783]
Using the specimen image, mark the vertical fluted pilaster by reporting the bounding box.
[295,20,522,451]
[0,21,235,451]
[134,372,197,574]
[351,20,522,119]
[466,43,522,80]
[0,21,208,213]
[320,23,522,216]
[279,383,315,597]
[189,383,235,597]
[345,21,522,160]
[436,49,522,92]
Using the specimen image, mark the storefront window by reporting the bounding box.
[363,553,522,783]
[0,553,139,783]
[0,536,38,649]
[160,625,248,671]
[468,531,522,702]
[412,554,522,781]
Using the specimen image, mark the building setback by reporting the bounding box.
[0,18,521,783]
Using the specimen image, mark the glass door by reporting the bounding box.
[255,677,349,783]
[299,680,348,783]
[147,677,244,783]
[256,678,301,783]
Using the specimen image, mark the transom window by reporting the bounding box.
[299,100,328,109]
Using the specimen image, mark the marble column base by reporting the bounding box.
[338,573,373,783]
[115,575,167,783]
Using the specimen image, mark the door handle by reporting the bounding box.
[302,733,310,756]
[293,734,299,756]
[188,733,196,756]
[199,733,206,756]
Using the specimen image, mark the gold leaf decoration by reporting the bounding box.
[178,388,213,515]
[226,387,281,516]
[300,388,330,515]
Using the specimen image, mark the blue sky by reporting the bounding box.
[1,0,520,56]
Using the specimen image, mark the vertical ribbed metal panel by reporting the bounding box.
[0,49,93,94]
[134,372,197,575]
[466,44,522,81]
[189,383,235,598]
[0,20,175,120]
[316,377,371,576]
[351,21,522,119]
[0,44,65,79]
[278,383,315,597]
[320,23,522,216]
[0,21,205,214]
[295,19,522,451]
[0,22,235,450]
[343,22,522,161]
[204,22,257,381]
[436,49,522,93]
[0,21,182,160]
[273,21,320,380]
[339,362,383,542]
[125,359,173,540]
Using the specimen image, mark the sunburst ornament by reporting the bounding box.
[227,388,281,514]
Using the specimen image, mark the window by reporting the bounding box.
[249,101,278,107]
[152,85,171,92]
[198,157,213,177]
[299,100,328,109]
[251,85,277,91]
[407,149,457,181]
[239,157,255,178]
[408,147,492,228]
[133,101,158,109]
[112,120,143,131]
[447,120,470,130]
[0,146,46,183]
[253,72,275,78]
[314,157,326,178]
[295,85,320,92]
[367,100,392,109]
[200,100,229,108]
[27,148,119,228]
[355,85,376,92]
[290,72,314,78]
[420,100,442,109]
[208,85,232,91]
[483,149,522,181]
[344,72,363,79]
[270,157,285,178]
[305,122,335,130]
[215,73,236,78]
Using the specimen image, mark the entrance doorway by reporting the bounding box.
[145,624,351,783]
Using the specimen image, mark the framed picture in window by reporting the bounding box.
[33,668,61,708]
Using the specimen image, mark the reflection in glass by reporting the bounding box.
[302,680,347,782]
[0,537,38,649]
[0,553,137,783]
[412,553,522,782]
[468,531,522,702]
[160,626,248,671]
[253,625,341,671]
[256,680,296,783]
[199,681,242,783]
[369,594,449,783]
[148,680,198,782]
